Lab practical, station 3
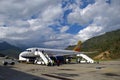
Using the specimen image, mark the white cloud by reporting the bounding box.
[59,26,69,33]
[43,33,74,49]
[68,0,120,41]
[76,25,103,41]
[41,5,63,22]
[0,0,120,49]
[0,0,65,48]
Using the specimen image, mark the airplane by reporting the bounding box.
[19,41,94,66]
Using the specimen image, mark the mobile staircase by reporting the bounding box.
[77,53,94,63]
[34,50,53,66]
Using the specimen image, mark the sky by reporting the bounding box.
[0,0,120,49]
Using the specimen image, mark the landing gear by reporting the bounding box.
[3,62,8,65]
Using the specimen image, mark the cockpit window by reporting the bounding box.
[27,50,31,52]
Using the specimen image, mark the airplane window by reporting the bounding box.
[27,50,31,52]
[36,49,38,51]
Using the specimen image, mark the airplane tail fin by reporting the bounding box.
[73,41,82,52]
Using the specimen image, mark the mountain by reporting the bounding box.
[66,29,120,60]
[0,41,22,58]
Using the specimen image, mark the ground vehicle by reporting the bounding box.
[2,59,16,65]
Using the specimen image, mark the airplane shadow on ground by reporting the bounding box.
[0,65,48,80]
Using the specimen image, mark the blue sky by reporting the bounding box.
[0,0,120,49]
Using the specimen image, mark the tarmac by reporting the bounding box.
[0,57,120,80]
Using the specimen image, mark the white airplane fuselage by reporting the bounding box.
[19,47,95,65]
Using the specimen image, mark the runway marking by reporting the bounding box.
[58,69,75,71]
[42,74,73,80]
[104,73,120,77]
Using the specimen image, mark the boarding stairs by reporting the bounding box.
[77,54,94,63]
[34,51,52,65]
[44,53,53,64]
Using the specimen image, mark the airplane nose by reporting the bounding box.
[20,51,37,57]
[20,52,29,57]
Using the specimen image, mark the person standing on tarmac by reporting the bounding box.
[57,60,60,66]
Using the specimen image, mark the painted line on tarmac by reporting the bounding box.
[42,74,73,80]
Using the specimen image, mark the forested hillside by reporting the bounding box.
[0,41,22,58]
[66,29,120,60]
